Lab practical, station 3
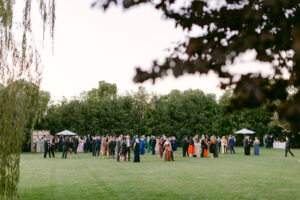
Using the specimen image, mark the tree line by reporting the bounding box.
[24,81,297,151]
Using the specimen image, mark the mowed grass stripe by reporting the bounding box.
[18,148,300,200]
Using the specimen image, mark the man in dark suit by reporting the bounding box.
[116,137,121,162]
[285,136,295,157]
[266,135,271,149]
[243,135,251,155]
[151,136,156,155]
[85,135,90,153]
[48,136,55,158]
[90,136,94,153]
[95,136,101,156]
[160,135,166,158]
[200,136,206,157]
[62,137,69,159]
[92,137,97,156]
[182,136,189,157]
[73,136,79,154]
[44,137,49,158]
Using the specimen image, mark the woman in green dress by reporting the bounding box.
[146,136,151,153]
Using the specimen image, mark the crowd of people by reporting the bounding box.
[181,135,238,158]
[35,134,296,161]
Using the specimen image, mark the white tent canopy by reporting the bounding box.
[55,130,77,136]
[235,128,255,134]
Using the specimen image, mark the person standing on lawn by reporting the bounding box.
[150,136,156,155]
[62,136,69,159]
[243,135,251,156]
[125,135,131,161]
[48,136,55,158]
[120,139,127,162]
[214,135,219,158]
[182,136,189,157]
[146,136,151,153]
[253,137,260,156]
[171,136,177,155]
[44,137,49,158]
[134,138,140,162]
[116,136,122,162]
[285,136,295,157]
[228,135,235,154]
[140,136,145,155]
[187,137,195,157]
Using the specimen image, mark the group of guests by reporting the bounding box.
[243,136,260,156]
[181,135,237,158]
[38,134,296,161]
[35,135,56,158]
[263,134,274,149]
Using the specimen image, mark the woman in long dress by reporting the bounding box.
[221,136,227,154]
[140,137,145,155]
[77,138,83,153]
[40,137,45,153]
[155,137,159,152]
[35,137,40,152]
[203,138,208,157]
[158,137,162,157]
[164,139,171,162]
[146,136,151,153]
[187,137,194,157]
[194,140,201,157]
[134,139,140,162]
[209,136,216,158]
[101,137,107,158]
[253,137,260,156]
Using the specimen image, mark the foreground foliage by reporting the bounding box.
[93,0,300,133]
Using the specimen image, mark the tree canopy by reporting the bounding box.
[93,0,300,133]
[34,81,295,146]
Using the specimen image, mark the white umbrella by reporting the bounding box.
[235,128,255,134]
[56,130,77,136]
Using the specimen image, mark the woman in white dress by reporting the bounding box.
[40,137,45,153]
[155,137,159,152]
[36,137,40,152]
[194,139,201,157]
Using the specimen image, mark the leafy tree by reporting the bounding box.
[0,1,55,198]
[93,0,300,133]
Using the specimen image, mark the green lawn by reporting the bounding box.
[19,148,300,200]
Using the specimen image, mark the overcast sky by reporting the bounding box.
[40,0,273,101]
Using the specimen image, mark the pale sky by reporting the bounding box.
[39,0,274,101]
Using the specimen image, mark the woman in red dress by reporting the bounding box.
[164,139,171,161]
[187,137,195,157]
[101,137,107,159]
[203,139,208,157]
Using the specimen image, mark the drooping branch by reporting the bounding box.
[0,0,55,199]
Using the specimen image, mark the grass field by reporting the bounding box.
[19,148,300,200]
